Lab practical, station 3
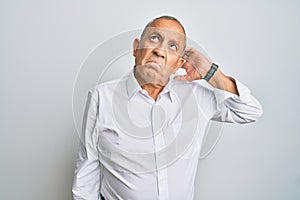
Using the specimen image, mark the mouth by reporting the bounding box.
[147,60,161,65]
[146,61,162,70]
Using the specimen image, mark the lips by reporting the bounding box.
[147,60,161,65]
[145,61,162,71]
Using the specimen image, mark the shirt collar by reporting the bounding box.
[126,68,175,102]
[160,76,175,102]
[126,68,142,100]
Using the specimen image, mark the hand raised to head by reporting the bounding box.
[174,47,212,81]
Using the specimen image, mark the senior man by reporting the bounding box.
[72,15,263,200]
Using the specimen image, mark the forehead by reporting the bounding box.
[143,19,186,43]
[149,18,185,35]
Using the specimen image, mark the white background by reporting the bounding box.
[1,0,299,199]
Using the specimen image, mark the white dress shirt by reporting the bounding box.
[72,69,263,200]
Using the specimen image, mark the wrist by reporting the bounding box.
[203,63,219,81]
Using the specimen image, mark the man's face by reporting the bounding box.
[133,19,186,86]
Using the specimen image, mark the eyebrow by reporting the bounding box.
[150,31,162,39]
[150,31,183,50]
[169,40,180,49]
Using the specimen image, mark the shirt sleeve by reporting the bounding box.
[72,89,101,200]
[195,77,263,123]
[196,78,263,124]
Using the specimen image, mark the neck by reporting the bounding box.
[141,84,164,100]
[134,66,167,100]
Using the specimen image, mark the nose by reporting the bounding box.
[153,47,166,59]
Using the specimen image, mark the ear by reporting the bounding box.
[173,57,186,72]
[132,38,140,57]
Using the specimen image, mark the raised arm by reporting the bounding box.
[175,47,263,123]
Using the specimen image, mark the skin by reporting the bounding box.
[133,18,239,100]
[176,47,239,96]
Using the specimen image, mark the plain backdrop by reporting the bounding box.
[1,0,299,200]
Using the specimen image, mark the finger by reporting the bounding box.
[182,52,189,57]
[183,48,197,60]
[174,75,187,81]
[182,54,191,62]
[183,49,191,57]
[180,62,189,70]
[184,47,193,53]
[184,47,195,55]
[182,62,196,71]
[174,74,195,82]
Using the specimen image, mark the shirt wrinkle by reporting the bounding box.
[72,69,263,200]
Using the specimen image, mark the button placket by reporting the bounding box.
[151,103,169,200]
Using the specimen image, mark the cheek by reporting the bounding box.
[142,40,157,49]
[166,54,181,67]
[135,49,151,64]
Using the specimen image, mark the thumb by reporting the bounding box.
[174,75,188,81]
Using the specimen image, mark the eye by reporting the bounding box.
[170,43,177,51]
[150,35,159,42]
